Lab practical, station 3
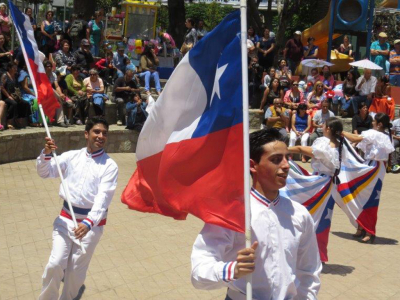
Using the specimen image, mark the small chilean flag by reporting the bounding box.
[8,0,59,118]
[121,11,245,232]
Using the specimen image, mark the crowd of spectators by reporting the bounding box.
[249,27,400,172]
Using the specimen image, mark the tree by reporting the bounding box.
[167,0,186,48]
[247,0,263,35]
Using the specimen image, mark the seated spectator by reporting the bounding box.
[247,26,259,44]
[306,67,319,85]
[319,65,334,90]
[289,103,311,162]
[113,45,129,78]
[264,98,289,139]
[18,65,40,126]
[389,39,400,87]
[0,33,11,75]
[261,66,276,91]
[309,100,335,145]
[96,51,117,86]
[139,42,161,95]
[53,39,75,75]
[112,69,140,126]
[283,80,305,111]
[369,76,395,120]
[391,114,400,173]
[1,62,30,129]
[332,68,358,116]
[83,68,107,117]
[275,59,292,92]
[73,39,94,77]
[303,37,318,59]
[352,101,372,134]
[350,68,377,113]
[259,77,282,111]
[65,65,88,125]
[44,60,69,127]
[126,93,148,131]
[307,81,326,113]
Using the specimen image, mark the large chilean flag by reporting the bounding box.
[121,11,245,232]
[8,0,59,118]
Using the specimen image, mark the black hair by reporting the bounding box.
[186,18,195,27]
[297,103,308,113]
[308,37,315,42]
[278,59,287,67]
[268,77,281,91]
[85,116,109,132]
[326,117,344,184]
[378,76,389,84]
[346,68,359,85]
[142,42,155,59]
[70,65,81,72]
[250,128,284,163]
[123,57,131,64]
[248,26,255,36]
[6,62,16,71]
[357,101,368,112]
[24,7,32,13]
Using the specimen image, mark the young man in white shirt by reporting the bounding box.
[37,117,119,300]
[191,128,321,300]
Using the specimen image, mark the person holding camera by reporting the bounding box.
[248,56,264,109]
[112,69,140,126]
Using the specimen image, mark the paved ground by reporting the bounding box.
[1,153,400,300]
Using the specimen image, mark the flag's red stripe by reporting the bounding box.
[122,123,245,232]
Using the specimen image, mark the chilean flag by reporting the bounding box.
[8,0,59,118]
[121,11,245,232]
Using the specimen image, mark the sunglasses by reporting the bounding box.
[292,84,298,86]
[317,85,323,87]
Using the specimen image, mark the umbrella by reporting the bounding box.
[301,59,335,68]
[349,59,383,70]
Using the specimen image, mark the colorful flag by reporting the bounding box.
[121,11,245,232]
[8,0,59,118]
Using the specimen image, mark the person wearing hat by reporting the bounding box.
[284,31,304,74]
[370,32,390,77]
[112,44,129,78]
[73,39,94,77]
[389,39,400,87]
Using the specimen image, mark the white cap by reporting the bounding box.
[294,30,302,35]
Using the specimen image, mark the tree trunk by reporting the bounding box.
[274,0,303,64]
[167,0,186,49]
[264,0,274,29]
[73,0,94,21]
[247,0,263,35]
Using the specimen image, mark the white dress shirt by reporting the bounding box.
[36,148,118,228]
[355,75,377,96]
[191,188,322,300]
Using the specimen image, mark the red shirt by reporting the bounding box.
[285,38,304,62]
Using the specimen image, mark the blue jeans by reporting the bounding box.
[350,95,369,114]
[390,74,400,87]
[91,44,99,57]
[138,71,161,92]
[333,96,351,111]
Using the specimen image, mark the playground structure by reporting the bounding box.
[300,0,400,74]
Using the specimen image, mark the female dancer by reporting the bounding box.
[341,113,394,243]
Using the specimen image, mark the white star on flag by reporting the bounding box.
[325,208,333,221]
[210,63,228,105]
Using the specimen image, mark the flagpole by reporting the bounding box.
[38,106,86,255]
[240,0,252,299]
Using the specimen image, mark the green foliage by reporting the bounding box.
[157,2,235,32]
[273,0,318,39]
[96,0,120,11]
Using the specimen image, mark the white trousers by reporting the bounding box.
[39,218,103,300]
[289,131,310,147]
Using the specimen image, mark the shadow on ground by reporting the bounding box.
[331,231,399,245]
[322,264,355,276]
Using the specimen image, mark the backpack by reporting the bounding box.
[70,20,83,37]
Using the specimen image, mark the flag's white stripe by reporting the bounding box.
[136,54,207,161]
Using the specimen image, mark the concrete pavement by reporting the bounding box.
[1,153,400,299]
